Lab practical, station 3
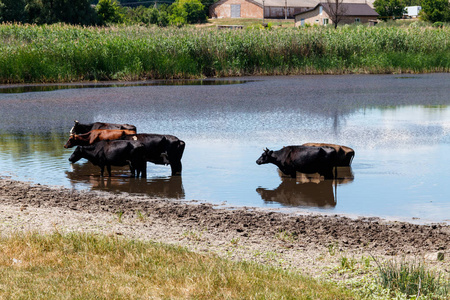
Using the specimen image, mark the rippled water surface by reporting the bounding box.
[0,74,449,223]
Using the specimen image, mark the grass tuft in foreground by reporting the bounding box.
[0,231,356,299]
[374,257,450,299]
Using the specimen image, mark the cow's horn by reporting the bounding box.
[265,147,269,152]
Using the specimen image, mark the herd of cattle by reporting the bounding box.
[65,121,185,178]
[64,121,355,179]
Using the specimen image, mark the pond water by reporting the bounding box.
[0,74,449,224]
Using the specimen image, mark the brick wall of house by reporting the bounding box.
[294,6,326,25]
[339,16,373,24]
[211,0,263,18]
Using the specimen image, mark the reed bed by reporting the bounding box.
[0,23,449,83]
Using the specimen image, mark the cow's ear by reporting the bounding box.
[269,150,273,155]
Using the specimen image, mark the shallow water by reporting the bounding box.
[0,74,449,223]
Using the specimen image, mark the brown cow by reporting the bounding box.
[64,129,136,148]
[302,143,354,166]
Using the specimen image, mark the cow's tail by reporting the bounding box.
[178,140,186,160]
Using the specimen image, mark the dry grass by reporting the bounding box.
[0,231,356,299]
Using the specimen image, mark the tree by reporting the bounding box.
[325,0,347,29]
[373,0,405,20]
[168,0,206,25]
[0,0,27,23]
[25,0,98,25]
[96,0,124,24]
[420,0,450,23]
[403,0,420,6]
[52,0,98,25]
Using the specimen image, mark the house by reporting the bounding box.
[404,6,421,18]
[209,0,373,19]
[294,3,379,26]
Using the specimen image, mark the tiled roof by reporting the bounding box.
[320,2,379,16]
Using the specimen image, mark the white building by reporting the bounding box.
[404,6,421,18]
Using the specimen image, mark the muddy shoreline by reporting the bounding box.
[1,177,449,277]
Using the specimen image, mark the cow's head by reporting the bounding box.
[64,134,76,148]
[69,146,83,163]
[256,148,273,165]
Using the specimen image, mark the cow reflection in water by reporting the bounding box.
[256,168,354,208]
[65,162,184,199]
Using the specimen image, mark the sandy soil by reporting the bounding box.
[0,177,449,280]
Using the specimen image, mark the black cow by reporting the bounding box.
[121,133,185,176]
[256,146,337,179]
[70,120,136,135]
[69,140,147,178]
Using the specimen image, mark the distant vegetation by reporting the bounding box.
[0,23,449,83]
[0,0,209,26]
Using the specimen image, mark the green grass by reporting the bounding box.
[0,23,449,83]
[375,258,450,298]
[0,231,356,299]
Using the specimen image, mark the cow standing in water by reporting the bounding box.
[64,129,137,148]
[69,140,147,178]
[70,120,136,135]
[121,134,185,176]
[256,146,338,179]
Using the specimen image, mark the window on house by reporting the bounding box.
[355,18,361,23]
[323,18,329,25]
[319,6,323,15]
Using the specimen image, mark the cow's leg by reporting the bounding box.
[128,161,136,178]
[170,161,182,176]
[140,163,147,178]
[107,165,112,177]
[100,166,105,177]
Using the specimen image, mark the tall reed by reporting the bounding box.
[0,23,449,83]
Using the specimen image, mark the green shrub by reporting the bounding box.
[433,21,445,28]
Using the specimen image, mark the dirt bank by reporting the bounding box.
[0,177,449,278]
